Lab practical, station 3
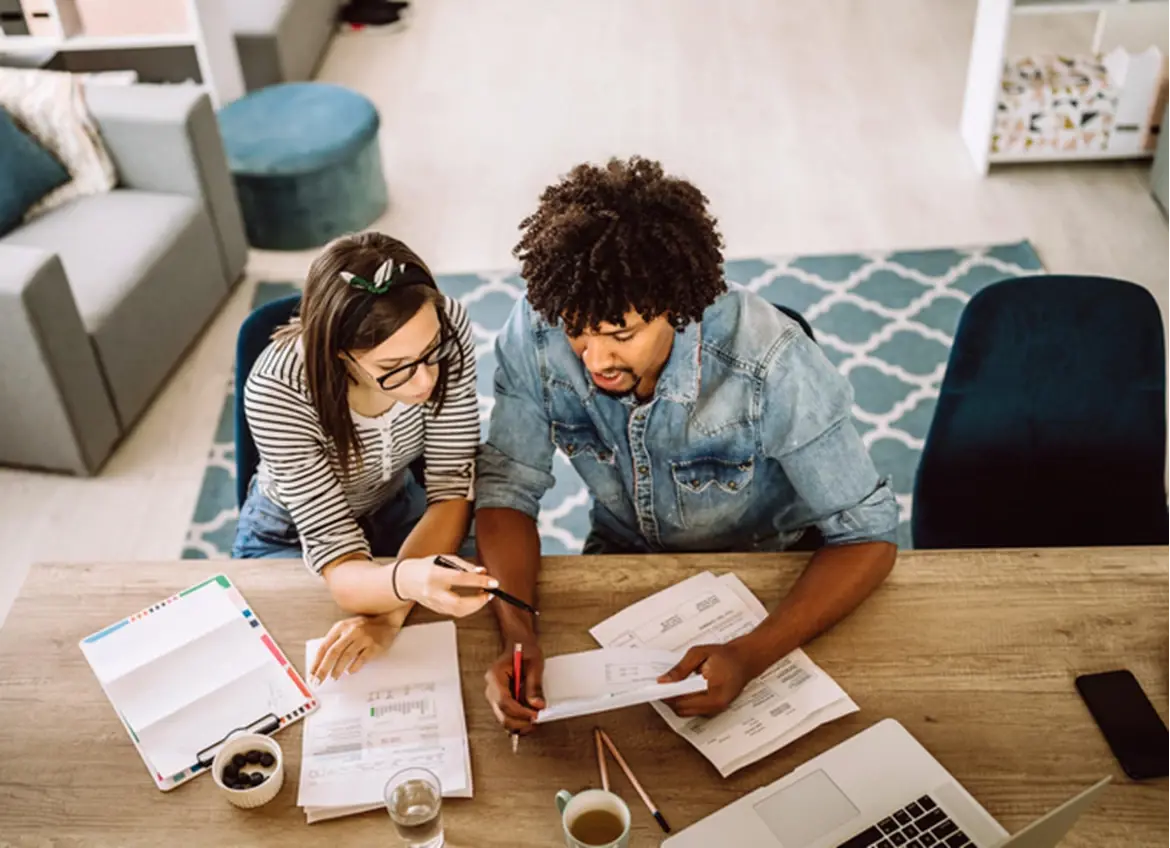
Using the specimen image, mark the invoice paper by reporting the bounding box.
[590,572,857,776]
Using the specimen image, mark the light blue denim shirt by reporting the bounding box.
[477,288,898,552]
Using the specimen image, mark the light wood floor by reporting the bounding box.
[1,0,1166,625]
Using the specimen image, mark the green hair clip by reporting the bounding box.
[339,259,409,294]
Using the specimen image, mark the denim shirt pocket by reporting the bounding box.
[671,456,755,530]
[550,421,623,504]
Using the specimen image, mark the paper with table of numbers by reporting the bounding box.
[534,647,708,723]
[298,620,472,823]
[589,571,857,777]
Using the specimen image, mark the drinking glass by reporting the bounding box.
[384,767,444,847]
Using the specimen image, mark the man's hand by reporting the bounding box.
[658,642,753,718]
[484,642,545,734]
[309,609,407,685]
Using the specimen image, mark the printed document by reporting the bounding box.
[590,571,857,776]
[298,621,472,823]
[536,648,708,723]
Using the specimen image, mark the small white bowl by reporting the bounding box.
[211,733,284,809]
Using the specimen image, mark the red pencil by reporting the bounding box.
[511,642,522,754]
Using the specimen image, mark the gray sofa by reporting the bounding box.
[231,0,345,92]
[0,84,247,475]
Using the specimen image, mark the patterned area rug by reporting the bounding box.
[181,240,1043,559]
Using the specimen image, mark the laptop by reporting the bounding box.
[664,719,1110,848]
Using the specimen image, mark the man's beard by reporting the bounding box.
[594,368,640,399]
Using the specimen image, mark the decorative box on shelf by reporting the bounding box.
[19,0,81,38]
[73,0,188,38]
[993,47,1167,161]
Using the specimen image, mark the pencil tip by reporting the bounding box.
[654,811,671,833]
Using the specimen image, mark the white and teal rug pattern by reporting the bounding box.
[181,240,1043,558]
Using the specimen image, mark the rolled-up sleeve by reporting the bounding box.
[475,298,556,518]
[422,298,479,503]
[760,332,899,546]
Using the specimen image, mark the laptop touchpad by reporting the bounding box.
[752,769,859,847]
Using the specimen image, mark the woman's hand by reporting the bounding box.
[309,609,406,685]
[394,555,497,617]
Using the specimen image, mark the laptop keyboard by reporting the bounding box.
[836,795,975,848]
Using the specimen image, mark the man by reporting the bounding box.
[476,156,898,733]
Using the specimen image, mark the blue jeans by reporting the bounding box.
[232,474,428,561]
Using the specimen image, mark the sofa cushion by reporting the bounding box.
[0,105,69,235]
[0,67,117,220]
[0,189,202,331]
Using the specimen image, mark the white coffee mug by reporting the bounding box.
[556,788,631,848]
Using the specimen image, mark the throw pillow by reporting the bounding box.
[0,105,70,236]
[0,67,117,220]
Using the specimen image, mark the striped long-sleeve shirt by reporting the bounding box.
[244,296,478,573]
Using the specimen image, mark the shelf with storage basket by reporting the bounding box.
[961,0,1167,172]
[0,0,242,105]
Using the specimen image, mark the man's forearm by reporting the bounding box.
[475,507,543,643]
[733,541,897,678]
[398,499,472,560]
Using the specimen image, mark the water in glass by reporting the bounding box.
[387,775,444,847]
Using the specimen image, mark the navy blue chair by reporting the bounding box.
[235,294,302,507]
[774,303,815,342]
[913,275,1167,548]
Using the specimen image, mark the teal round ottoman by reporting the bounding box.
[218,82,388,250]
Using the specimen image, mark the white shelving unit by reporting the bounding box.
[960,0,1167,173]
[0,0,243,106]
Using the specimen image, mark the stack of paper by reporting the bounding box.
[297,621,472,823]
[590,572,857,777]
[535,648,708,723]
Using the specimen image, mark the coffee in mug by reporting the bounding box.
[555,788,631,848]
[570,808,626,844]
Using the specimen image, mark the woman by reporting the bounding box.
[233,231,491,684]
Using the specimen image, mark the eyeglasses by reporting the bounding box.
[370,333,458,391]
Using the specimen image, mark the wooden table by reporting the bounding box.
[0,549,1165,847]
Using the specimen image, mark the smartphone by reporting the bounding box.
[1075,670,1168,780]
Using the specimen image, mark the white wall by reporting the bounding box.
[1097,3,1169,54]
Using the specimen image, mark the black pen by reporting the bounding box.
[433,556,540,617]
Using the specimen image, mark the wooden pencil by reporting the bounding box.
[598,729,670,833]
[594,727,610,791]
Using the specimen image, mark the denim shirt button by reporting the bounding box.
[727,481,738,491]
[689,479,700,489]
[637,464,649,475]
[565,445,575,456]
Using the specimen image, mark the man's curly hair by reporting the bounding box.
[513,156,727,336]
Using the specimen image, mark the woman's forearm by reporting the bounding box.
[322,555,410,616]
[398,499,472,560]
[320,500,471,615]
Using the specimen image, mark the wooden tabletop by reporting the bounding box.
[0,548,1165,847]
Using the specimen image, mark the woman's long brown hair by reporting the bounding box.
[274,232,463,476]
